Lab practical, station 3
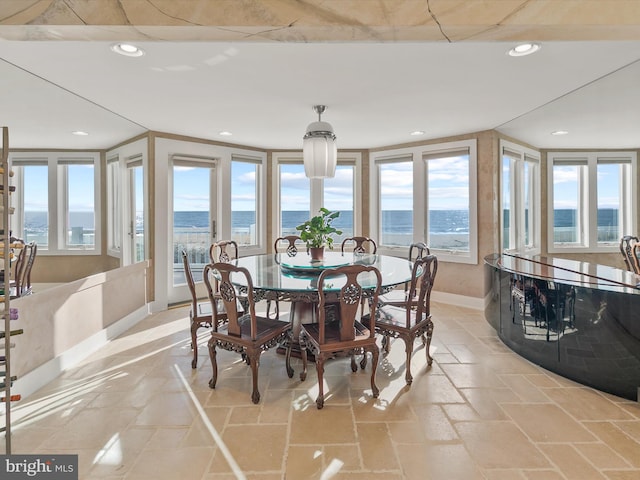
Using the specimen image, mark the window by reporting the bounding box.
[377,156,413,247]
[12,159,49,248]
[278,161,310,236]
[501,141,540,253]
[273,153,360,242]
[127,157,145,263]
[11,152,100,254]
[231,156,261,246]
[106,155,121,255]
[424,147,472,252]
[59,159,97,249]
[172,156,216,285]
[371,140,477,264]
[548,151,636,252]
[323,163,356,241]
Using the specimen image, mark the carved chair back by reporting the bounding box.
[403,254,438,327]
[316,264,382,344]
[209,239,239,263]
[204,262,257,339]
[619,235,639,273]
[274,235,305,256]
[340,236,377,255]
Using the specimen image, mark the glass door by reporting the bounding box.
[169,158,217,304]
[126,159,145,264]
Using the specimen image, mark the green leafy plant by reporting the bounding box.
[295,208,343,249]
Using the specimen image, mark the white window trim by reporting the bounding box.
[126,153,146,263]
[370,150,415,258]
[10,156,48,250]
[10,151,101,256]
[105,138,148,264]
[369,140,478,264]
[500,139,541,255]
[231,153,264,250]
[223,148,267,257]
[547,150,637,253]
[106,154,121,258]
[271,151,362,242]
[170,154,219,257]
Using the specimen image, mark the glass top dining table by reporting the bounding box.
[231,251,416,303]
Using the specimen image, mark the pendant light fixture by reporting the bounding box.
[303,105,337,179]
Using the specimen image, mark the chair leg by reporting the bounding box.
[315,355,326,409]
[190,318,199,369]
[208,342,218,389]
[350,354,358,372]
[285,333,294,378]
[402,335,415,385]
[382,335,391,354]
[360,351,367,370]
[369,345,379,398]
[266,299,280,319]
[299,338,308,382]
[424,318,434,366]
[247,349,261,404]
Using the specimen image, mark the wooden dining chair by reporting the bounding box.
[339,236,378,318]
[209,239,239,263]
[362,254,438,385]
[269,235,306,319]
[340,236,377,254]
[619,235,639,273]
[632,243,640,276]
[20,241,37,296]
[297,264,382,409]
[181,250,244,369]
[203,262,293,404]
[10,241,36,298]
[379,242,430,307]
[209,238,249,309]
[274,235,305,257]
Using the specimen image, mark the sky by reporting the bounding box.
[24,155,622,216]
[502,158,622,210]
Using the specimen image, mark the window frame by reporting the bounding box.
[271,152,361,242]
[500,140,541,254]
[106,154,122,257]
[374,153,414,250]
[11,156,49,249]
[10,151,101,255]
[370,139,478,264]
[547,150,637,253]
[231,154,263,249]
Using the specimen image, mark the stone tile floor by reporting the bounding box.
[2,302,639,479]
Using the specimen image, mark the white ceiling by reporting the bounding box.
[1,40,640,151]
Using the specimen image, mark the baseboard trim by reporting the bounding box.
[432,291,484,310]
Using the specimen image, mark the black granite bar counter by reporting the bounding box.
[485,253,640,401]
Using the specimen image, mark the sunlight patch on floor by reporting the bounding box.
[173,364,246,480]
[93,433,123,466]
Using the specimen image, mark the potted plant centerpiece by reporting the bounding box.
[296,208,343,261]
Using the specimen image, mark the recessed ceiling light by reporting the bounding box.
[551,130,569,136]
[111,43,145,57]
[508,43,541,57]
[219,131,233,136]
[71,130,89,136]
[410,131,425,136]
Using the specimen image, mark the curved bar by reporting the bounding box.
[485,253,640,401]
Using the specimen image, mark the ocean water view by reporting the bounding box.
[175,210,468,234]
[22,208,622,252]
